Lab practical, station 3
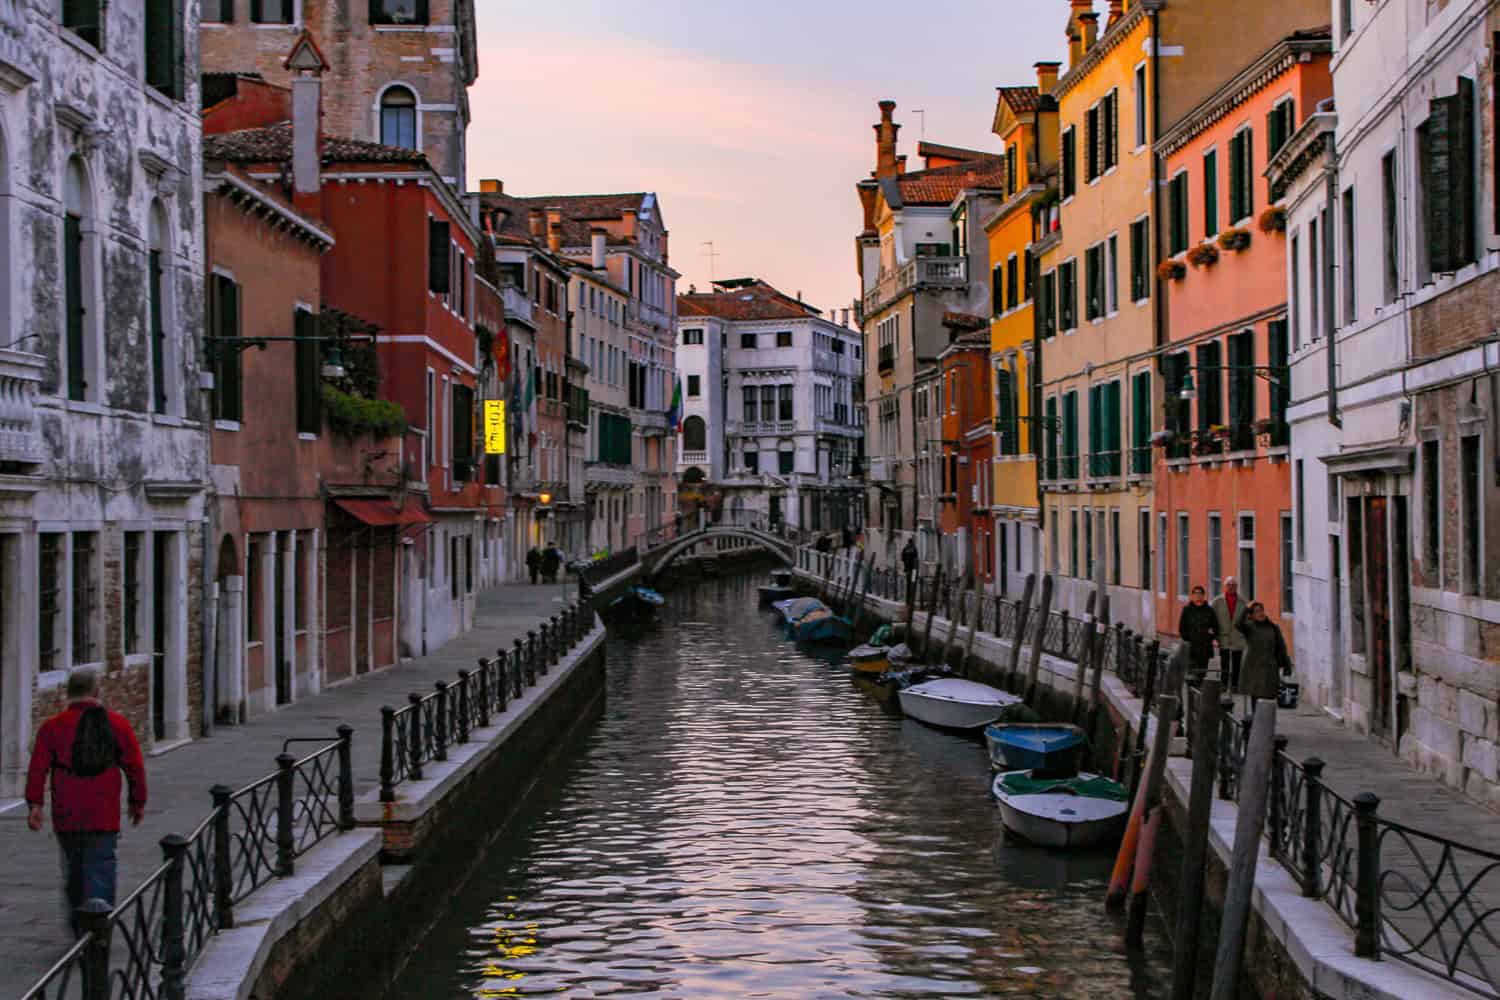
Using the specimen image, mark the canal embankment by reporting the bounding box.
[794,550,1486,1000]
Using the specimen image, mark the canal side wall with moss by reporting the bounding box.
[186,623,609,1000]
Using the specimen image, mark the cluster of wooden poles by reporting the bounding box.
[1106,655,1282,1000]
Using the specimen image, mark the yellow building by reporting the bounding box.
[986,65,1059,598]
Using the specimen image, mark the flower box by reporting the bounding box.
[1158,259,1187,282]
[1218,228,1252,252]
[1187,243,1220,268]
[1258,206,1287,235]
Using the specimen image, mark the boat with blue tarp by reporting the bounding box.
[984,723,1087,772]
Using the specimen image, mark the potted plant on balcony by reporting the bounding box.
[1259,205,1287,235]
[1218,227,1252,252]
[1186,243,1220,269]
[1158,259,1187,282]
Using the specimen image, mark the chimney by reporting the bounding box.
[289,69,323,198]
[1067,0,1093,65]
[590,227,607,269]
[1080,12,1099,51]
[545,206,563,253]
[621,208,638,238]
[874,100,900,180]
[896,154,908,175]
[1035,61,1061,94]
[479,178,503,194]
[1106,0,1124,29]
[528,208,546,239]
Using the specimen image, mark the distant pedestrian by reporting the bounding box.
[1177,585,1217,683]
[25,669,147,936]
[541,544,562,583]
[1237,601,1292,711]
[1213,576,1248,692]
[815,534,831,554]
[901,537,919,579]
[674,510,684,535]
[841,526,854,550]
[525,546,541,585]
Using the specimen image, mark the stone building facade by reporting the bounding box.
[0,0,209,798]
[200,0,478,190]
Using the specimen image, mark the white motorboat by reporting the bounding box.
[991,770,1130,849]
[896,678,1025,731]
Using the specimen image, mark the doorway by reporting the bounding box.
[273,534,289,706]
[1329,534,1344,713]
[1391,496,1412,745]
[1364,496,1393,741]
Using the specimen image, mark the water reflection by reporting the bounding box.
[388,574,1170,998]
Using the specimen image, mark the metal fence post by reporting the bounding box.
[159,834,189,1000]
[379,707,396,803]
[549,614,562,666]
[526,632,538,685]
[1268,735,1288,860]
[1302,756,1325,898]
[476,660,491,728]
[78,898,112,1000]
[407,692,424,781]
[434,681,450,761]
[1354,792,1382,958]
[495,650,509,712]
[456,671,472,744]
[337,724,355,831]
[211,784,234,928]
[1216,698,1236,800]
[275,752,296,876]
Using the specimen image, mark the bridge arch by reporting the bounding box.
[642,527,793,578]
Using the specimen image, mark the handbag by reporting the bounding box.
[1277,665,1299,709]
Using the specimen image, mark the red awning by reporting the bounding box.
[334,498,432,528]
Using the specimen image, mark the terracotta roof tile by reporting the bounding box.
[942,310,988,331]
[202,122,429,166]
[895,158,1006,205]
[678,280,820,322]
[997,86,1041,113]
[473,190,651,249]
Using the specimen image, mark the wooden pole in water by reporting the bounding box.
[919,551,945,662]
[1126,693,1179,948]
[1006,573,1036,689]
[941,569,971,671]
[1107,735,1155,910]
[1023,574,1054,705]
[851,558,873,635]
[960,573,983,677]
[903,561,919,636]
[1208,699,1278,1000]
[1170,679,1223,1000]
[842,551,864,616]
[1071,589,1101,724]
[1086,595,1111,735]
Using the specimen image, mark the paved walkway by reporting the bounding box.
[0,580,578,998]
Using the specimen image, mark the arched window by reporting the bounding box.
[148,200,172,414]
[682,415,706,451]
[379,86,417,150]
[63,157,98,402]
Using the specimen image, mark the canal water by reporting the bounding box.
[389,573,1172,998]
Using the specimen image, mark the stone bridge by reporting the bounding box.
[639,515,796,578]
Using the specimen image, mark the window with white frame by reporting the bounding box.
[1177,513,1190,599]
[1237,513,1256,600]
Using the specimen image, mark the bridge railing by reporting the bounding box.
[643,509,808,555]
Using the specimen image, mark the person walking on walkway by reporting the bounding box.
[901,537,918,581]
[541,543,562,584]
[1213,576,1248,692]
[526,546,541,585]
[25,669,148,936]
[1237,601,1292,713]
[1178,585,1218,684]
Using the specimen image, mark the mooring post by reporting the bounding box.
[1071,590,1100,723]
[1086,596,1111,737]
[1007,573,1036,688]
[920,551,946,662]
[1208,699,1278,1000]
[1023,574,1054,705]
[1169,679,1222,1000]
[1125,693,1178,950]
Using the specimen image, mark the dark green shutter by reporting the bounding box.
[1131,372,1150,473]
[1087,385,1100,476]
[1268,319,1289,445]
[1203,148,1218,237]
[65,214,86,401]
[428,219,451,293]
[1024,250,1035,301]
[1062,128,1076,198]
[250,0,263,22]
[216,276,242,421]
[992,264,1003,316]
[220,0,235,23]
[1045,397,1059,479]
[996,372,1014,455]
[1006,256,1019,309]
[294,309,320,435]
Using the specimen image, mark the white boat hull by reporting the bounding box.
[991,772,1129,849]
[897,678,1022,730]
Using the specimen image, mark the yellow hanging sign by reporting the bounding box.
[484,400,506,454]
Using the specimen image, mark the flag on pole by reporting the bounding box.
[669,375,683,433]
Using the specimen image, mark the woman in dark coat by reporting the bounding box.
[1237,601,1293,706]
[1177,585,1218,683]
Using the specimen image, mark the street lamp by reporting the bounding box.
[1177,363,1288,402]
[1179,372,1198,402]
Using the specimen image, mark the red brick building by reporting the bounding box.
[937,323,994,582]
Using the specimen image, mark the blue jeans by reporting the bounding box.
[57,832,118,935]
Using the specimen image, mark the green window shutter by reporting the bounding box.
[64,214,86,401]
[1045,397,1059,479]
[1242,129,1254,219]
[1131,372,1151,473]
[1267,319,1289,445]
[1452,78,1477,268]
[1063,392,1079,478]
[215,277,242,422]
[1230,133,1244,221]
[1006,256,1019,309]
[992,264,1003,315]
[1106,381,1121,475]
[1087,384,1099,476]
[1024,250,1035,301]
[428,219,451,293]
[1062,129,1076,198]
[1203,149,1218,238]
[294,310,320,436]
[251,0,264,21]
[996,371,1014,454]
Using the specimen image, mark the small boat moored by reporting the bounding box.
[984,723,1087,772]
[758,570,798,604]
[897,678,1029,731]
[771,596,851,645]
[991,769,1130,849]
[848,623,905,674]
[606,585,666,622]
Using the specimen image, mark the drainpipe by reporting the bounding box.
[1148,2,1165,357]
[201,510,216,737]
[1323,132,1342,428]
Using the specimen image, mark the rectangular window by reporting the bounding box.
[451,383,474,480]
[1169,173,1189,256]
[1084,508,1094,580]
[1196,341,1223,433]
[1208,513,1223,597]
[1203,148,1219,238]
[1177,514,1191,599]
[1227,330,1255,450]
[1342,186,1356,326]
[1111,509,1122,586]
[1290,233,1301,350]
[1238,514,1257,601]
[1070,510,1080,577]
[294,308,321,436]
[72,532,98,664]
[1130,217,1150,302]
[1340,0,1352,41]
[40,533,63,671]
[1158,513,1168,593]
[687,374,700,398]
[144,0,185,98]
[1024,249,1036,302]
[203,0,234,22]
[1266,99,1294,160]
[995,368,1017,456]
[1139,509,1152,590]
[250,0,293,23]
[370,0,430,26]
[466,536,474,594]
[1058,260,1077,331]
[744,450,759,473]
[210,274,242,421]
[741,333,757,350]
[1044,396,1059,479]
[1061,390,1079,479]
[1062,126,1077,198]
[450,536,459,601]
[62,0,103,46]
[1086,104,1101,183]
[1130,371,1151,474]
[64,213,87,401]
[760,386,776,423]
[776,330,792,348]
[1005,255,1019,310]
[1308,216,1321,342]
[1050,515,1060,575]
[1229,128,1254,223]
[1461,434,1481,595]
[1296,458,1307,558]
[778,385,793,422]
[149,249,167,413]
[992,263,1004,316]
[1134,64,1148,148]
[1104,90,1118,171]
[682,328,704,345]
[778,449,794,475]
[1040,272,1058,338]
[124,531,143,656]
[1419,78,1477,276]
[427,219,450,294]
[1085,244,1104,321]
[294,537,308,631]
[742,387,756,424]
[1267,320,1289,446]
[1105,234,1119,314]
[1382,152,1399,304]
[1280,514,1294,613]
[1422,439,1440,576]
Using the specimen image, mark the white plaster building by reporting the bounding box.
[0,0,208,797]
[677,280,864,532]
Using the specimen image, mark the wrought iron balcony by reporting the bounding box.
[861,256,970,316]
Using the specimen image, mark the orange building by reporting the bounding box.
[1152,30,1331,639]
[938,320,994,581]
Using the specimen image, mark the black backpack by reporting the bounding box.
[68,706,119,778]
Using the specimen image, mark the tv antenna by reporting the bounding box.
[912,109,926,140]
[702,241,721,282]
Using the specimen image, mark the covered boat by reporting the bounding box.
[788,606,852,644]
[897,678,1027,731]
[606,585,666,622]
[758,569,798,604]
[848,623,905,674]
[772,596,826,625]
[984,724,1087,772]
[991,770,1129,849]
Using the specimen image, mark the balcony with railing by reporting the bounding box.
[679,450,708,466]
[636,410,669,435]
[0,349,44,470]
[877,344,895,375]
[500,284,533,326]
[861,256,969,316]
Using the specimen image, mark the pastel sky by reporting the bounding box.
[468,1,1063,320]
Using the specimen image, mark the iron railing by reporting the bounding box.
[579,548,638,589]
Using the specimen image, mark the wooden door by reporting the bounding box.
[1364,496,1393,739]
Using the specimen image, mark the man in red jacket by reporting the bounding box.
[25,669,148,934]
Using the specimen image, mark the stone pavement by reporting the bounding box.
[0,579,579,998]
